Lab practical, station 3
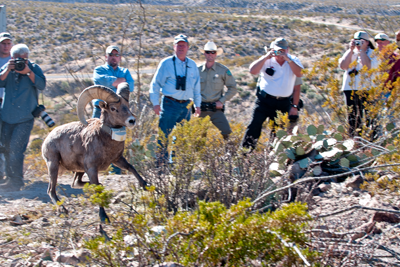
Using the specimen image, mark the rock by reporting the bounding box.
[344,175,364,189]
[377,174,397,183]
[75,249,90,263]
[311,187,322,196]
[53,252,79,265]
[318,183,331,192]
[288,162,306,181]
[154,263,184,267]
[372,212,400,223]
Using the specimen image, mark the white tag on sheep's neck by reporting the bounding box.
[111,127,127,141]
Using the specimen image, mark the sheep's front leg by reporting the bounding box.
[114,157,149,189]
[85,166,110,223]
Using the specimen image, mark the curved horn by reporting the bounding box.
[116,82,130,102]
[77,85,120,125]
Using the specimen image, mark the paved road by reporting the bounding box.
[46,68,156,81]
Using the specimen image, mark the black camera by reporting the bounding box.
[176,76,186,91]
[265,67,275,76]
[32,105,55,127]
[14,58,26,72]
[348,69,359,76]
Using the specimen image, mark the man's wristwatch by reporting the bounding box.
[292,104,299,110]
[26,71,31,76]
[287,59,293,64]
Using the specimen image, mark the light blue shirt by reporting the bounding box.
[0,61,46,124]
[149,56,201,107]
[92,64,134,106]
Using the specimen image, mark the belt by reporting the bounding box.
[259,90,290,100]
[165,96,190,103]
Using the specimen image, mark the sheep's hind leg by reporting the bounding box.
[46,160,68,214]
[72,172,88,188]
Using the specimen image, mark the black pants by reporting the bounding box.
[241,95,291,150]
[344,90,368,137]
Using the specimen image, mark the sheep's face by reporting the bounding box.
[100,98,136,129]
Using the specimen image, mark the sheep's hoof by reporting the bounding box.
[72,180,90,189]
[58,205,69,215]
[99,207,110,224]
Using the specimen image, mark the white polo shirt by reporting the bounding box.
[339,48,378,91]
[259,54,303,97]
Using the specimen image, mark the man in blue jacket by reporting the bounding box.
[92,45,134,174]
[0,44,46,191]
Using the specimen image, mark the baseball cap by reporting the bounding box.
[0,32,12,43]
[106,45,120,54]
[354,31,369,40]
[174,34,189,44]
[374,33,389,41]
[272,38,288,50]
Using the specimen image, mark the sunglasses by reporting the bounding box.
[375,39,387,41]
[108,53,120,57]
[205,51,216,54]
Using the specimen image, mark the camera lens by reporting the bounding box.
[40,111,55,127]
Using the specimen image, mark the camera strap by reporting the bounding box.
[172,55,188,82]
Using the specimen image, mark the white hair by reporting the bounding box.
[11,44,30,58]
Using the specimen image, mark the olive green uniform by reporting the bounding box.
[198,62,237,138]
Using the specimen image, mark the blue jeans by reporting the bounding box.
[158,96,191,162]
[92,104,121,174]
[1,119,34,184]
[92,105,102,119]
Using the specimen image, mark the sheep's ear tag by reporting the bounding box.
[111,127,127,141]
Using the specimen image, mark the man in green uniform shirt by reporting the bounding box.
[198,41,237,139]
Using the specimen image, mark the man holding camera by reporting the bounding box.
[0,44,46,191]
[150,34,201,163]
[241,37,303,151]
[92,45,134,175]
[339,31,377,137]
[198,41,237,140]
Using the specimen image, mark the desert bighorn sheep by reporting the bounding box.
[42,82,148,222]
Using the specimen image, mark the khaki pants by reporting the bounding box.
[200,110,232,138]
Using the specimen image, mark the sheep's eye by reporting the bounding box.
[111,107,118,112]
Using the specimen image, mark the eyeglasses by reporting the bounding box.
[108,53,120,57]
[205,51,216,54]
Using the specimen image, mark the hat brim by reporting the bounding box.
[273,44,288,50]
[0,37,11,43]
[174,38,188,44]
[199,47,224,55]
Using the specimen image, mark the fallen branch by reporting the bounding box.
[252,163,400,205]
[315,205,400,219]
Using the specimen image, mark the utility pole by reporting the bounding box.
[0,6,5,32]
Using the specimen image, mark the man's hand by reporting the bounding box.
[396,31,400,42]
[289,106,298,116]
[194,107,201,117]
[215,101,223,109]
[15,63,31,75]
[153,105,161,115]
[112,78,127,88]
[350,39,356,51]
